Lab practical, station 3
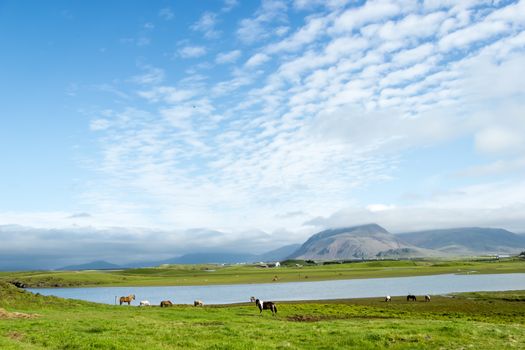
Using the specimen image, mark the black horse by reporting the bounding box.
[407,294,417,301]
[255,298,277,316]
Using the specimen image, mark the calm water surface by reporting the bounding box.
[29,273,525,305]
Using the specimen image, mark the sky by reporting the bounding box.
[1,0,525,267]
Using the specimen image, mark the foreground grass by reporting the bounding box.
[0,282,524,349]
[1,258,524,288]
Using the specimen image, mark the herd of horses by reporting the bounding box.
[385,294,431,302]
[117,293,431,313]
[117,294,277,315]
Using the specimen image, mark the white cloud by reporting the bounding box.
[294,0,350,10]
[475,128,525,154]
[159,8,174,20]
[245,53,270,67]
[267,15,329,53]
[439,20,509,51]
[458,157,525,177]
[222,0,239,12]
[330,0,404,34]
[392,43,435,66]
[237,0,288,44]
[216,50,242,64]
[137,86,196,104]
[90,119,110,131]
[20,0,525,239]
[191,12,221,39]
[366,204,396,212]
[130,66,165,85]
[178,45,207,58]
[377,11,447,41]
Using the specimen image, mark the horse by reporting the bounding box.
[407,294,417,302]
[425,295,431,302]
[119,294,135,305]
[385,295,391,302]
[250,296,256,302]
[160,300,173,307]
[139,300,150,307]
[255,298,277,316]
[194,300,204,307]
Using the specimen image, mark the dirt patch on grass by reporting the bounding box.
[287,315,328,322]
[193,321,225,326]
[7,331,24,341]
[0,308,38,319]
[287,314,397,322]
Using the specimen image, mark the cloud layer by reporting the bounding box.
[3,0,525,264]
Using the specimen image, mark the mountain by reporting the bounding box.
[397,227,525,255]
[58,260,122,271]
[289,224,434,260]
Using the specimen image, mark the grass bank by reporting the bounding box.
[0,282,524,349]
[1,258,524,288]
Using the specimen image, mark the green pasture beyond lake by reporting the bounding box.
[0,281,524,349]
[1,258,525,288]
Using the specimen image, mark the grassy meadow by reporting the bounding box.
[1,257,524,288]
[0,281,524,349]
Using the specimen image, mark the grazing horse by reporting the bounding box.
[139,300,150,307]
[255,298,277,316]
[425,295,431,302]
[250,296,256,303]
[194,300,204,307]
[385,295,391,302]
[407,294,417,302]
[119,294,135,305]
[160,300,173,307]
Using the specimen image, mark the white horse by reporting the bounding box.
[425,295,431,302]
[385,295,391,302]
[194,300,204,306]
[139,300,151,306]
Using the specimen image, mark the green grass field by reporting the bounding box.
[0,281,524,349]
[1,258,524,288]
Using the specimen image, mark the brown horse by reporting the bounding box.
[119,294,135,305]
[407,294,417,302]
[160,300,173,307]
[255,298,277,316]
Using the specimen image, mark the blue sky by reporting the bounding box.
[1,0,525,265]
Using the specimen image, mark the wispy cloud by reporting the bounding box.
[191,12,221,39]
[216,50,242,64]
[6,0,525,248]
[130,65,165,85]
[237,0,288,44]
[159,7,174,20]
[222,0,239,12]
[178,45,207,58]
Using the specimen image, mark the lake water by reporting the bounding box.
[29,273,525,306]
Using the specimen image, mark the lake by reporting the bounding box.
[29,273,525,305]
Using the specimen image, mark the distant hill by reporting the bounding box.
[159,252,258,265]
[397,227,525,255]
[289,224,435,260]
[55,244,302,271]
[156,244,302,265]
[256,244,301,262]
[58,260,122,271]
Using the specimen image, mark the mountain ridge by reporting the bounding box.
[289,223,434,260]
[396,227,525,254]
